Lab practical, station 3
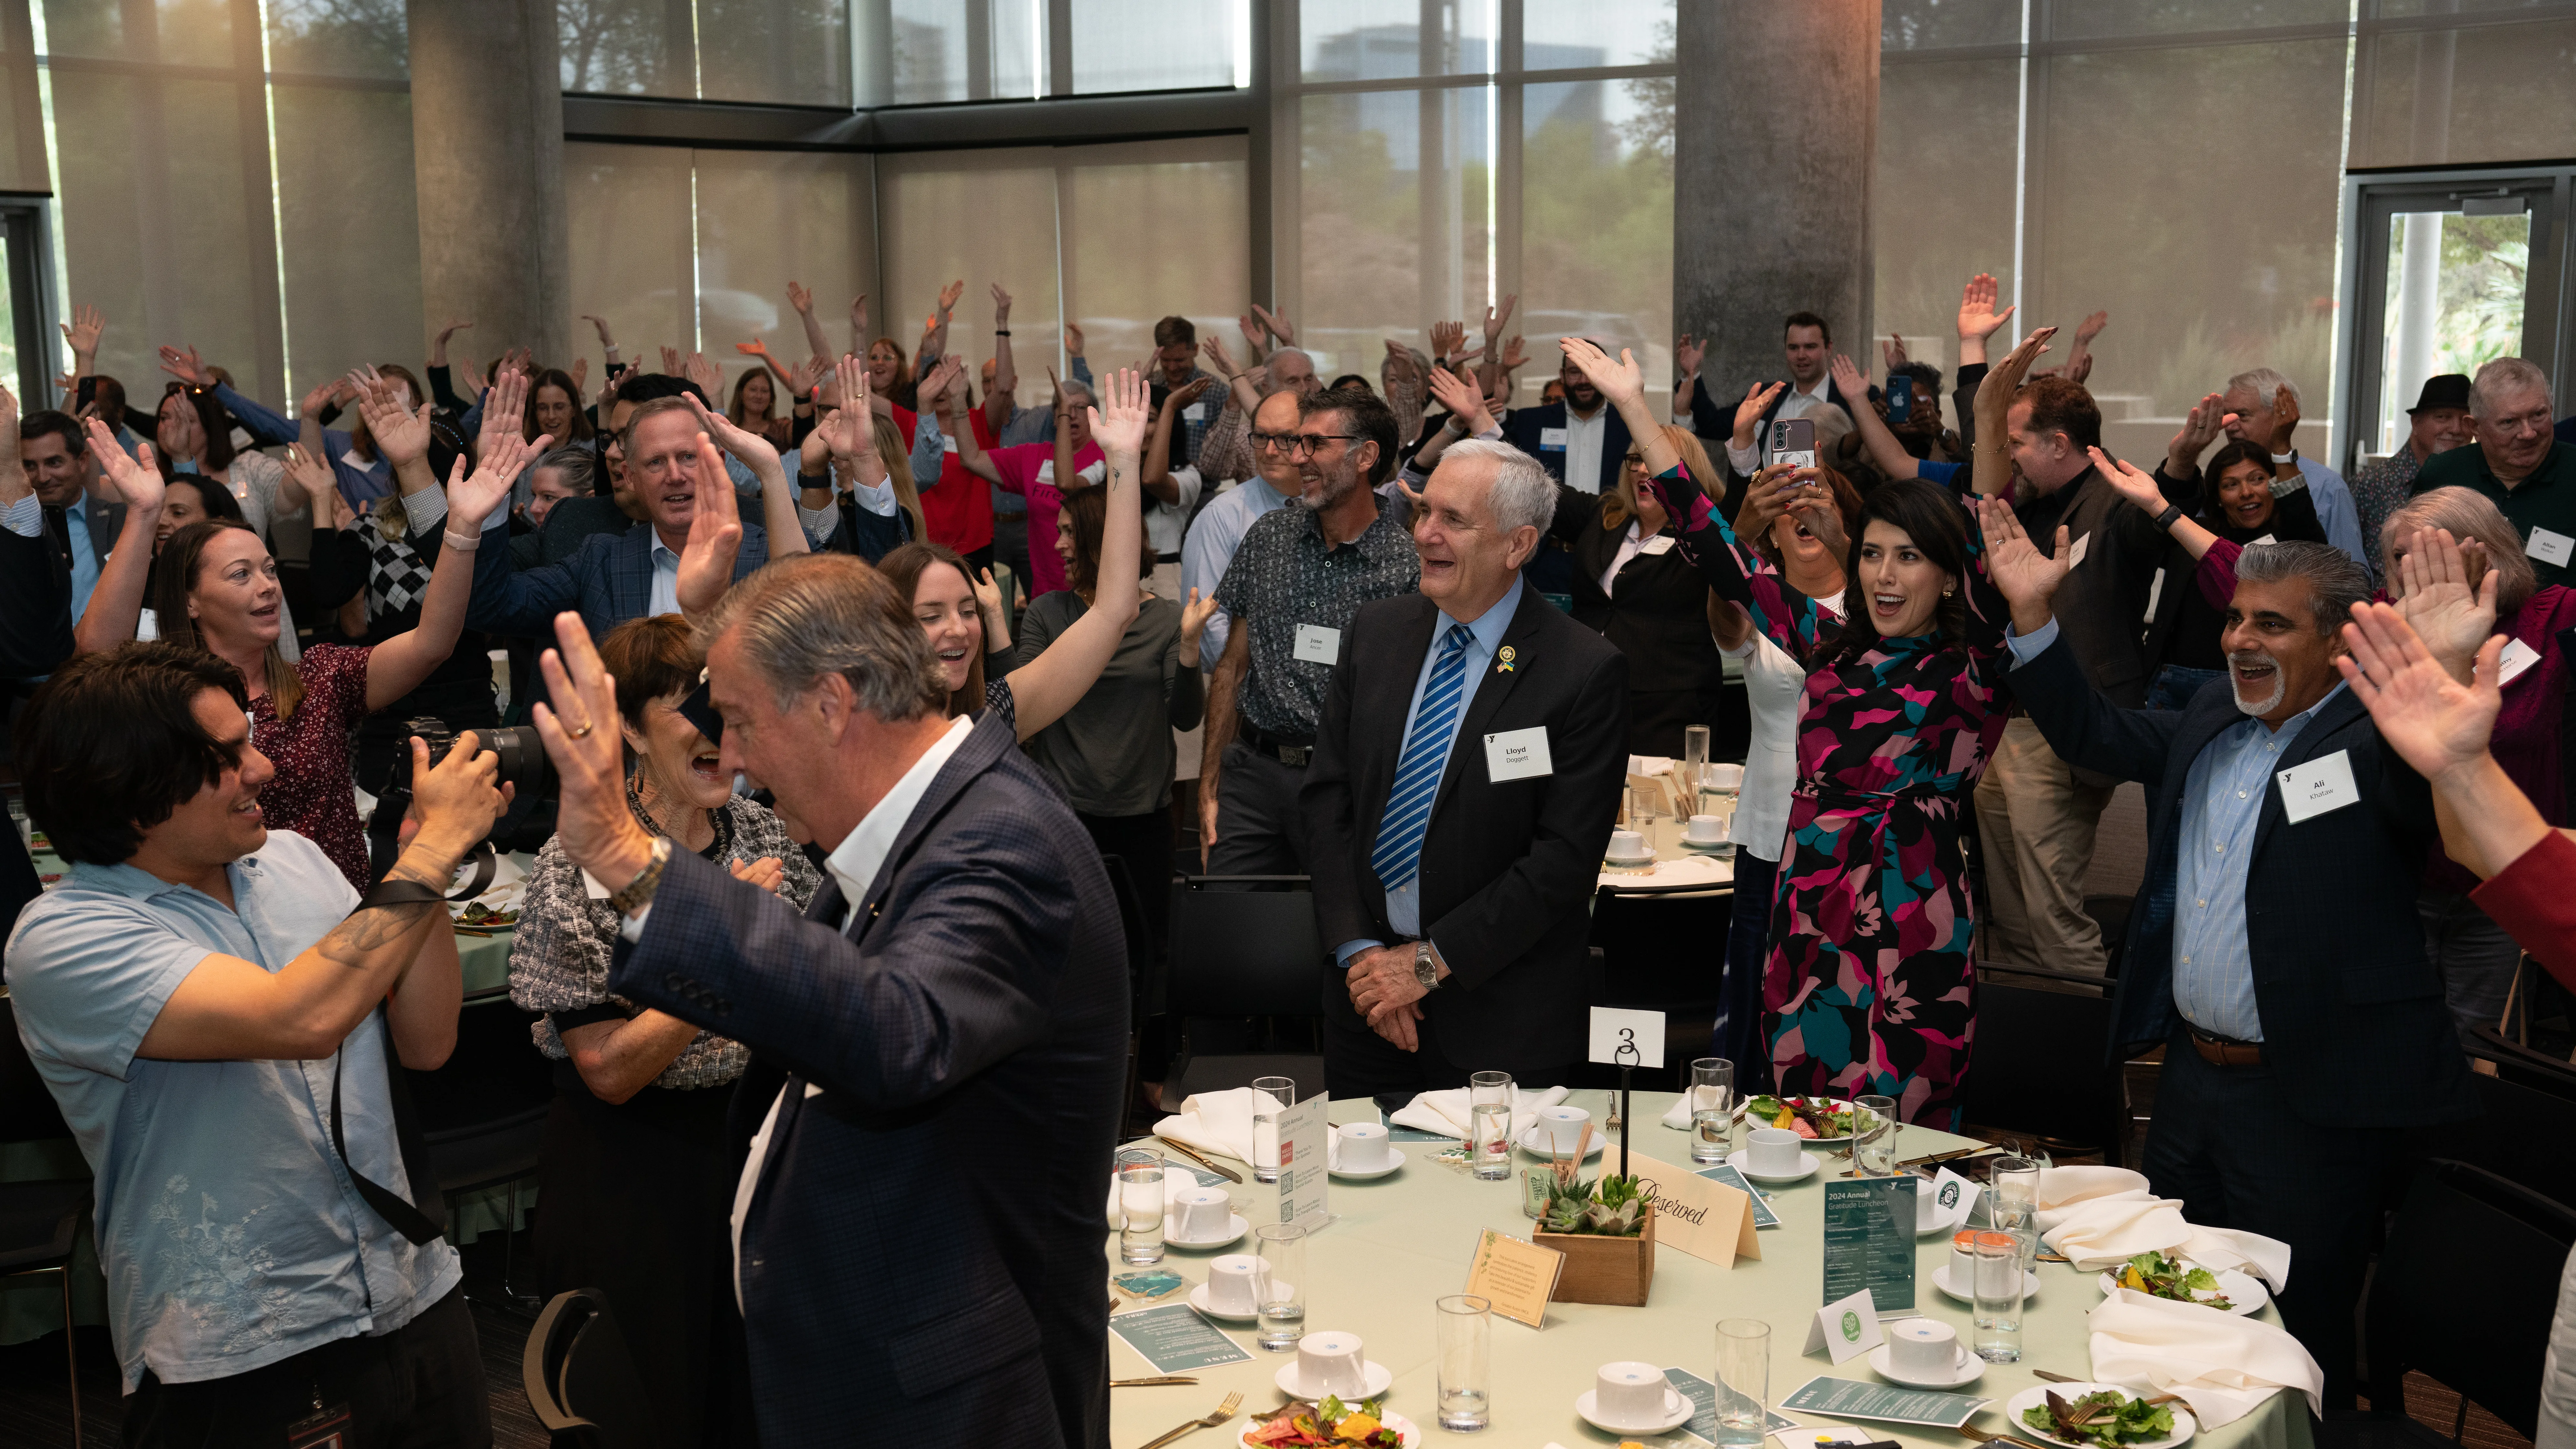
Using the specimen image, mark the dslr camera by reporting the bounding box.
[399,716,551,797]
[365,716,555,886]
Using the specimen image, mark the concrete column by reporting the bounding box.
[1674,1,1879,406]
[408,0,569,368]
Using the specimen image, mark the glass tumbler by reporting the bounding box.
[1991,1155,2041,1270]
[1714,1317,1770,1447]
[1852,1095,1898,1176]
[1115,1149,1165,1265]
[1469,1103,1514,1180]
[1683,724,1711,794]
[1435,1294,1492,1431]
[1689,1057,1735,1165]
[1250,1075,1295,1184]
[1972,1230,2025,1362]
[1253,1222,1307,1350]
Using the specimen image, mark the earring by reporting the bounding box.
[1942,586,1955,598]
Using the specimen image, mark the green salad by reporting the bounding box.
[2022,1390,2177,1448]
[2116,1251,2233,1310]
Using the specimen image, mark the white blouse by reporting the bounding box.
[1721,590,1842,864]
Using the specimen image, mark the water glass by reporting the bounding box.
[1991,1155,2041,1269]
[1116,1149,1166,1265]
[1469,1103,1513,1180]
[1253,1223,1307,1350]
[1852,1094,1898,1176]
[1251,1075,1295,1184]
[1689,1058,1735,1165]
[1683,724,1711,792]
[1972,1231,2024,1362]
[1435,1294,1492,1431]
[1629,785,1664,829]
[1714,1318,1770,1447]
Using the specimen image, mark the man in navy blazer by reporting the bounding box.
[1983,514,2476,1409]
[1687,310,1856,476]
[462,397,797,640]
[531,554,1126,1449]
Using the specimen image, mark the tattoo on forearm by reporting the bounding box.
[316,859,447,968]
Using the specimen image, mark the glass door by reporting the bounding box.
[2341,168,2573,476]
[0,199,51,409]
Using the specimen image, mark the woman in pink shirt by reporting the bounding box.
[950,376,1104,598]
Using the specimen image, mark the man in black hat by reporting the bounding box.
[2352,373,2471,560]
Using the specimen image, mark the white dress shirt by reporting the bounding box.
[1599,521,1647,597]
[1724,376,1834,476]
[1563,405,1609,496]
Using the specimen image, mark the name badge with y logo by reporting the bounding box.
[2278,748,2359,824]
[1484,726,1553,782]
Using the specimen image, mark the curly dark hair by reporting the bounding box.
[17,642,253,864]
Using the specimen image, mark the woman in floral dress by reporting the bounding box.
[1563,339,2017,1126]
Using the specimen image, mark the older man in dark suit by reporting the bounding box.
[1980,505,2478,1411]
[527,553,1127,1448]
[1305,439,1630,1092]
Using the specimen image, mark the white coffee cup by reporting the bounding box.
[1296,1331,1369,1398]
[1206,1253,1263,1314]
[1949,1230,1982,1286]
[1887,1318,1959,1377]
[1707,762,1746,790]
[1169,1185,1231,1241]
[1684,813,1728,843]
[1746,1125,1803,1175]
[1334,1122,1391,1172]
[1608,829,1648,860]
[1534,1104,1591,1153]
[1595,1360,1668,1422]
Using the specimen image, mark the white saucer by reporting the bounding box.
[1868,1342,1984,1389]
[1187,1281,1273,1322]
[1242,1411,1419,1448]
[1727,1147,1820,1183]
[2003,1384,2196,1449]
[1576,1386,1695,1436]
[1520,1126,1606,1159]
[2094,1265,2267,1317]
[1330,1147,1407,1181]
[1678,837,1736,855]
[1932,1264,2042,1302]
[1163,1212,1249,1250]
[1605,847,1656,866]
[1275,1358,1394,1403]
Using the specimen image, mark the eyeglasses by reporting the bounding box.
[1250,430,1296,453]
[1621,452,1645,467]
[1287,433,1359,458]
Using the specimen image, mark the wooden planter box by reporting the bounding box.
[1536,1206,1656,1306]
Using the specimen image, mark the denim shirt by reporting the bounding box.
[4,831,461,1389]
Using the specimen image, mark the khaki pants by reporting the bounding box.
[1973,714,2113,974]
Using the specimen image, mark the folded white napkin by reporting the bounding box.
[2087,1285,2323,1425]
[1602,852,1731,888]
[2037,1165,2151,1209]
[1388,1085,1569,1142]
[2037,1187,2292,1289]
[1103,1159,1221,1230]
[1628,755,1676,778]
[1151,1086,1288,1165]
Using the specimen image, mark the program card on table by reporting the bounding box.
[1274,1096,1330,1230]
[1108,1303,1253,1374]
[1821,1177,1917,1313]
[1778,1375,1991,1429]
[1464,1227,1564,1328]
[1694,1162,1782,1228]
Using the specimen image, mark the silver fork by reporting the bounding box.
[1135,1390,1245,1449]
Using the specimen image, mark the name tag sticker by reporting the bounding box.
[2277,748,2360,824]
[1539,426,1569,451]
[1292,622,1342,666]
[2529,527,2575,568]
[2248,534,2277,547]
[2066,531,2091,569]
[1182,402,1206,423]
[2500,637,2543,687]
[1485,725,1554,782]
[1639,535,1676,555]
[941,433,960,453]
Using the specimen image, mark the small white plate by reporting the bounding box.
[1727,1147,1820,1183]
[1329,1147,1407,1181]
[1868,1342,1985,1389]
[1275,1358,1394,1403]
[1742,1096,1869,1144]
[1163,1212,1248,1251]
[2001,1383,2197,1449]
[1519,1126,1606,1159]
[1187,1281,1274,1322]
[2094,1265,2268,1317]
[1932,1264,2042,1302]
[1678,838,1736,855]
[1241,1410,1418,1448]
[1605,846,1657,866]
[1575,1387,1695,1436]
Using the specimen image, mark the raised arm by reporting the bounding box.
[783,282,831,365]
[1970,328,2055,499]
[70,420,164,655]
[1405,364,1497,478]
[686,389,810,560]
[1143,378,1212,505]
[1000,369,1149,742]
[1955,273,2015,370]
[1829,353,1924,482]
[2339,606,2542,882]
[984,284,1018,435]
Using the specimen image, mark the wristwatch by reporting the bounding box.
[606,836,673,917]
[2270,448,2298,466]
[1413,939,1443,993]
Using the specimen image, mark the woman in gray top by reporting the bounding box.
[508,613,817,1447]
[1015,483,1215,954]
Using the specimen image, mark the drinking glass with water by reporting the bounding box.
[1116,1149,1165,1265]
[1689,1057,1735,1165]
[1853,1095,1898,1176]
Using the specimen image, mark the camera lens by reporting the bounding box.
[483,725,550,794]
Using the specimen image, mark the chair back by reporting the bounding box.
[2363,1158,2576,1441]
[2472,1025,2576,1101]
[1168,877,1327,1018]
[2454,1069,2576,1213]
[0,994,73,1144]
[523,1288,661,1448]
[1961,969,2124,1165]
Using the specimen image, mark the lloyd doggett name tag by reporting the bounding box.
[1485,725,1553,782]
[1292,622,1342,665]
[2277,748,2360,824]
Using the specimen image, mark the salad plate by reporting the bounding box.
[1575,1386,1694,1435]
[1243,1401,1415,1447]
[2095,1254,2267,1317]
[1742,1094,1875,1145]
[2001,1383,2196,1449]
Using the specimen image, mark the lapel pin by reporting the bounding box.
[1496,645,1517,674]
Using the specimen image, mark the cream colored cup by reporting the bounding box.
[1169,1186,1231,1241]
[1334,1122,1391,1172]
[1747,1125,1803,1175]
[1595,1360,1668,1421]
[1205,1253,1263,1314]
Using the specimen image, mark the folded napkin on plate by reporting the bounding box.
[1102,1159,1224,1230]
[2037,1165,2151,1210]
[1151,1086,1287,1165]
[2040,1189,2293,1289]
[1388,1085,1569,1142]
[2087,1285,2322,1425]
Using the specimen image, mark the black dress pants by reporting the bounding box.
[125,1283,486,1449]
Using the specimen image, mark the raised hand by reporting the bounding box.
[155,393,204,461]
[533,613,657,886]
[1956,272,2015,343]
[2167,392,2224,475]
[1829,353,1869,405]
[1381,340,1419,388]
[84,417,164,515]
[971,567,1004,627]
[919,354,966,412]
[448,420,550,528]
[735,335,772,359]
[2391,527,2499,678]
[936,279,966,318]
[658,345,682,377]
[580,314,617,348]
[285,443,337,523]
[2073,309,2110,347]
[1090,367,1152,462]
[849,293,870,341]
[1177,585,1221,654]
[1674,334,1705,377]
[2086,446,2167,515]
[1201,333,1237,379]
[991,282,1013,326]
[478,361,532,453]
[1731,381,1786,444]
[1251,303,1294,345]
[684,388,782,476]
[2341,602,2509,786]
[158,343,216,389]
[62,304,104,358]
[674,432,744,616]
[1426,363,1489,434]
[1481,293,1518,355]
[434,317,473,345]
[1558,337,1644,410]
[1064,320,1086,359]
[2266,384,2302,455]
[570,356,590,392]
[1237,313,1266,352]
[357,367,435,469]
[456,356,487,396]
[684,352,721,400]
[786,281,813,316]
[786,353,827,402]
[1976,495,2070,615]
[1986,327,2057,395]
[1499,335,1526,371]
[1429,319,1467,363]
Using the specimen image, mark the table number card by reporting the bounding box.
[1821,1177,1917,1313]
[1464,1227,1564,1328]
[1800,1287,1883,1364]
[1274,1096,1330,1230]
[1627,1152,1761,1268]
[1588,1006,1668,1068]
[1108,1303,1253,1374]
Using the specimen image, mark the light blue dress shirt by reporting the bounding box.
[650,532,682,617]
[1335,574,1524,965]
[62,499,101,622]
[2007,616,2345,1042]
[2293,457,2368,572]
[1180,477,1287,667]
[5,831,462,1389]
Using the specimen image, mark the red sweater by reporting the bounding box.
[2469,828,2576,994]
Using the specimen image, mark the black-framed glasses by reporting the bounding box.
[1250,430,1296,453]
[1287,432,1359,458]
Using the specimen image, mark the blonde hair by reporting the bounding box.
[2384,485,2539,616]
[1603,425,1715,532]
[874,412,929,544]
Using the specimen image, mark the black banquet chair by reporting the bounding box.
[1162,875,1328,1102]
[1,991,96,1448]
[1961,964,2127,1166]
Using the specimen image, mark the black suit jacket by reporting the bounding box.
[1687,374,1853,446]
[2010,463,2185,786]
[611,710,1127,1448]
[1302,586,1630,1073]
[1548,490,1727,700]
[1500,401,1632,495]
[2010,634,2478,1128]
[8,509,75,680]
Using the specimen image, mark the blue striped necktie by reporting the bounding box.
[1371,624,1476,891]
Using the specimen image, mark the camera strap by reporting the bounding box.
[328,1012,449,1246]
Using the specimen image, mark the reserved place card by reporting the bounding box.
[1108,1303,1253,1374]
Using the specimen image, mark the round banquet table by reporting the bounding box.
[1104,1090,2312,1449]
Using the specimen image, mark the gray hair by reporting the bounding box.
[697,553,947,722]
[1439,438,1558,535]
[2225,367,2300,408]
[2383,485,2538,616]
[2233,539,2370,636]
[1059,380,1096,409]
[2469,357,2551,420]
[533,444,596,495]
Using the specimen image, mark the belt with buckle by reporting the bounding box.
[1241,725,1315,769]
[2187,1028,2264,1068]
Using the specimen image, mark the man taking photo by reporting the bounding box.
[6,642,507,1443]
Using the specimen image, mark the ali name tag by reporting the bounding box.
[2277,748,2359,824]
[1485,726,1553,782]
[1292,622,1342,666]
